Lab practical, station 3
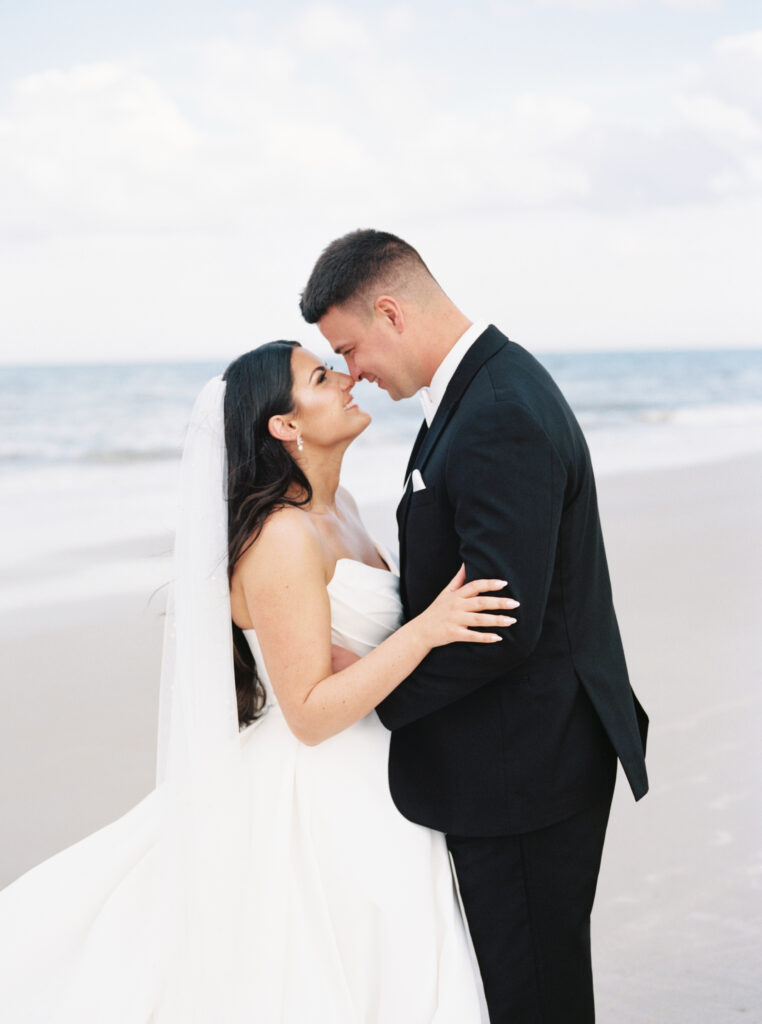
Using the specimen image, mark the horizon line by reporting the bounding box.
[1,343,761,371]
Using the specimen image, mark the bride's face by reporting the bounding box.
[286,346,371,449]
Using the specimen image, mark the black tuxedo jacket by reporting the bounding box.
[376,326,648,836]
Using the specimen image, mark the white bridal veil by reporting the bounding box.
[154,375,254,1020]
[0,377,264,1022]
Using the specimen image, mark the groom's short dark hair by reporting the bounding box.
[299,229,432,323]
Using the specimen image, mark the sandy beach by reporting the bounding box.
[1,453,760,1022]
[592,454,762,1022]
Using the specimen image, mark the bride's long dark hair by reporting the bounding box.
[222,341,313,727]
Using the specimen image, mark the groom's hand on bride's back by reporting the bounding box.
[331,644,361,673]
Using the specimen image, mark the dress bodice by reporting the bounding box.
[243,541,402,709]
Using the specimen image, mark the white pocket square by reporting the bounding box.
[411,469,427,492]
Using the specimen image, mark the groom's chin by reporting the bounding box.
[391,379,423,402]
[378,385,404,402]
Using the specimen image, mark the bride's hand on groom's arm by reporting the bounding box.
[329,573,514,675]
[415,563,519,649]
[329,564,516,673]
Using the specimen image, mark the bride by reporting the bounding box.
[0,340,518,1022]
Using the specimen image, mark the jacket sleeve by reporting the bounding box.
[376,400,566,731]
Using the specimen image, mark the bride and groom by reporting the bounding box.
[0,229,648,1022]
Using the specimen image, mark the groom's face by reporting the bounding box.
[318,303,419,401]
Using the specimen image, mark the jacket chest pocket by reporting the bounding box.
[407,484,438,510]
[404,485,455,563]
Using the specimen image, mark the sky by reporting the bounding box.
[0,0,760,363]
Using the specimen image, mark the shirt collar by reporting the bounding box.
[419,321,489,427]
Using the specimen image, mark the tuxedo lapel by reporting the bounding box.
[396,482,412,613]
[398,419,427,550]
[412,325,509,476]
[397,420,429,615]
[404,419,428,486]
[396,327,509,610]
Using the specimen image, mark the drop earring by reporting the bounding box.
[296,434,304,452]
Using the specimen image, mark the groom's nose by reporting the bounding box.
[344,353,360,381]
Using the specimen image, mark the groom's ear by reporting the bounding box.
[374,295,405,333]
[268,413,297,443]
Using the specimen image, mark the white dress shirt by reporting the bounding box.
[419,321,489,427]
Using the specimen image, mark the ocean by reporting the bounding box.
[2,348,761,611]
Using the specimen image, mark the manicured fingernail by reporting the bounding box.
[491,635,503,642]
[497,580,508,587]
[507,600,520,608]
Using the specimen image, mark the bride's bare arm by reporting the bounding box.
[234,509,517,746]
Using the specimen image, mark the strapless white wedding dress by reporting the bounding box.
[0,544,487,1022]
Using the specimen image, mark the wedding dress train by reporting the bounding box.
[0,542,487,1022]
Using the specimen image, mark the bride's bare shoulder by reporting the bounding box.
[230,508,329,628]
[234,507,325,582]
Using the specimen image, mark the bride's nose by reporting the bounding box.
[338,372,354,389]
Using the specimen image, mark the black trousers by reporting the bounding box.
[446,788,615,1024]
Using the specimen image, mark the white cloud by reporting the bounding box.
[0,5,759,361]
[0,51,385,238]
[716,30,762,60]
[0,40,602,242]
[382,6,416,33]
[0,12,759,237]
[674,94,761,144]
[661,31,762,200]
[533,0,721,7]
[514,94,593,141]
[533,0,635,10]
[708,158,762,197]
[489,1,526,13]
[661,0,722,9]
[295,4,370,51]
[0,60,201,235]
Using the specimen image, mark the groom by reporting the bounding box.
[301,230,648,1022]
